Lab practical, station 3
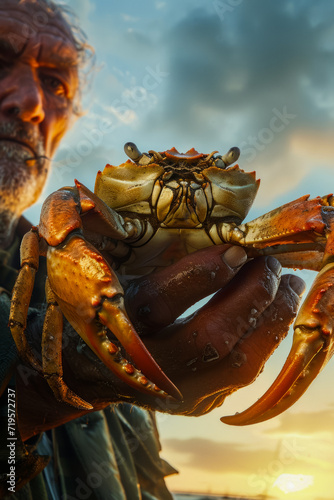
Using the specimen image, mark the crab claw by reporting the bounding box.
[221,262,334,426]
[47,233,182,401]
[96,296,182,400]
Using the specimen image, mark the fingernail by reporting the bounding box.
[265,256,282,277]
[222,246,247,269]
[288,275,306,297]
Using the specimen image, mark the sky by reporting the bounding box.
[25,0,334,498]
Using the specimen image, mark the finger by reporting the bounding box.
[219,274,305,388]
[142,256,283,399]
[126,244,247,332]
[161,274,305,416]
[181,256,284,362]
[148,256,283,372]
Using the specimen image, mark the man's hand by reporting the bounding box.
[17,245,305,439]
[125,245,305,415]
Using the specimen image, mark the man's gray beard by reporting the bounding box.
[0,143,47,248]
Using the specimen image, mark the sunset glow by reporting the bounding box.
[273,474,314,494]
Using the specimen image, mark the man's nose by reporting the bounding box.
[1,68,45,124]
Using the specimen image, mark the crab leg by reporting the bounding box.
[220,195,334,425]
[9,229,43,373]
[46,233,182,402]
[42,279,93,410]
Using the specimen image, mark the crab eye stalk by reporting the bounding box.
[213,146,240,169]
[124,142,152,165]
[124,142,142,161]
[221,146,240,166]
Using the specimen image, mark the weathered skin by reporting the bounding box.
[9,143,334,423]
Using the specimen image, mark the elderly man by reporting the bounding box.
[0,0,305,498]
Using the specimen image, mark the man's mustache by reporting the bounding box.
[0,121,46,161]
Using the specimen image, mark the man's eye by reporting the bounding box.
[41,75,67,96]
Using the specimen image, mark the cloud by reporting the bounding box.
[290,129,334,167]
[121,13,139,23]
[106,104,138,125]
[264,409,334,436]
[156,2,334,133]
[164,437,271,473]
[163,436,315,475]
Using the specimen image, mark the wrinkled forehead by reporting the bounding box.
[0,0,79,67]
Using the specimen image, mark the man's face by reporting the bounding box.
[0,0,79,244]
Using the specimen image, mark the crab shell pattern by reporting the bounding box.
[94,146,258,276]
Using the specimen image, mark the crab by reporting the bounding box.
[9,142,334,424]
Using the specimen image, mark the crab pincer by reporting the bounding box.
[46,232,182,405]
